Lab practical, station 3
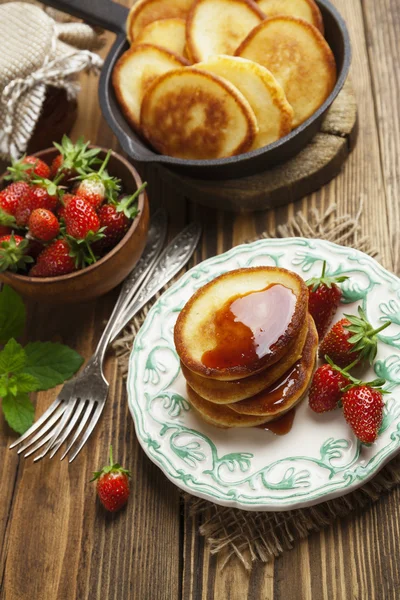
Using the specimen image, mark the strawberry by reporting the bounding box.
[29,239,76,277]
[15,181,58,227]
[306,261,348,338]
[0,181,33,216]
[95,183,145,251]
[342,384,385,444]
[74,150,120,209]
[320,307,391,367]
[91,446,130,512]
[50,135,101,181]
[5,155,50,181]
[64,196,101,239]
[0,226,12,236]
[28,208,60,242]
[0,233,33,272]
[309,362,349,413]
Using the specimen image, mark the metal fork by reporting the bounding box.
[10,219,201,462]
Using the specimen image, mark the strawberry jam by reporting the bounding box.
[201,284,296,369]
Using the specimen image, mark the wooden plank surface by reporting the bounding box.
[1,0,400,598]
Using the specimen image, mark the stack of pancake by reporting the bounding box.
[174,266,318,428]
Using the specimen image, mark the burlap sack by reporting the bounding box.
[0,1,104,160]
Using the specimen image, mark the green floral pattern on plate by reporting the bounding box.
[127,238,400,511]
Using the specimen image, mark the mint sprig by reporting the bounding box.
[0,285,84,434]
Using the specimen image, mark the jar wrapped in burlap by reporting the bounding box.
[0,1,104,160]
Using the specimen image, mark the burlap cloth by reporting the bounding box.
[112,204,400,569]
[0,1,104,160]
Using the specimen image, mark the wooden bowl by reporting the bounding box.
[0,147,150,303]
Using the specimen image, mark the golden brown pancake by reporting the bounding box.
[127,0,193,41]
[134,18,187,58]
[229,316,317,416]
[236,16,336,127]
[197,55,293,150]
[174,267,308,381]
[256,0,324,33]
[112,44,189,133]
[180,315,309,403]
[140,67,258,159]
[186,0,264,63]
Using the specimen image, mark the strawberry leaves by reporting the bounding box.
[343,306,391,364]
[0,285,83,434]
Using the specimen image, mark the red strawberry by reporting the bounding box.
[64,196,101,239]
[0,181,33,216]
[15,182,58,227]
[74,150,120,209]
[0,233,33,272]
[28,208,60,242]
[5,154,50,181]
[342,385,385,444]
[50,135,101,181]
[309,363,349,413]
[56,193,76,221]
[29,239,76,277]
[91,446,130,512]
[0,226,12,236]
[306,261,347,338]
[320,307,391,368]
[95,185,144,251]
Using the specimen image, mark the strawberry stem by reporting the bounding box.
[109,444,113,466]
[98,150,112,176]
[342,358,360,373]
[321,260,326,278]
[370,321,391,336]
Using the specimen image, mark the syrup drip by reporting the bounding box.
[201,284,296,369]
[239,360,302,412]
[256,408,296,436]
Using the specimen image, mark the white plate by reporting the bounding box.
[127,238,400,511]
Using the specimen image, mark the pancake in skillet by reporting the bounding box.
[180,315,309,403]
[236,16,336,127]
[140,67,258,159]
[127,0,193,41]
[229,316,317,416]
[186,0,265,62]
[134,18,187,58]
[112,44,189,133]
[174,266,308,381]
[256,0,324,33]
[197,55,293,150]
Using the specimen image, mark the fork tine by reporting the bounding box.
[9,398,63,449]
[17,404,66,454]
[68,402,106,463]
[33,401,77,463]
[23,430,57,458]
[49,401,86,459]
[60,401,95,461]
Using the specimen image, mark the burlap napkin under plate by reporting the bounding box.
[113,204,400,569]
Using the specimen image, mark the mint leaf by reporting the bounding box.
[0,286,26,343]
[0,339,26,374]
[6,373,40,396]
[2,391,34,434]
[23,342,84,390]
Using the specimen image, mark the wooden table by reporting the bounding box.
[1,1,400,598]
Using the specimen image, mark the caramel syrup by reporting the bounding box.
[240,361,302,413]
[201,284,296,369]
[256,408,296,436]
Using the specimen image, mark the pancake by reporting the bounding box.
[112,44,189,133]
[174,267,308,381]
[236,16,336,127]
[134,19,187,58]
[186,0,264,63]
[256,0,324,33]
[197,55,293,150]
[180,314,309,403]
[127,0,193,41]
[187,385,276,427]
[229,316,317,416]
[140,67,258,159]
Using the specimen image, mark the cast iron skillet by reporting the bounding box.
[41,0,351,180]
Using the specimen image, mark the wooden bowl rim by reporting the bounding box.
[1,146,147,285]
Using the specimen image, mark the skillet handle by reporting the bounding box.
[40,0,128,34]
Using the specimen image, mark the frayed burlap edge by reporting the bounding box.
[113,202,400,570]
